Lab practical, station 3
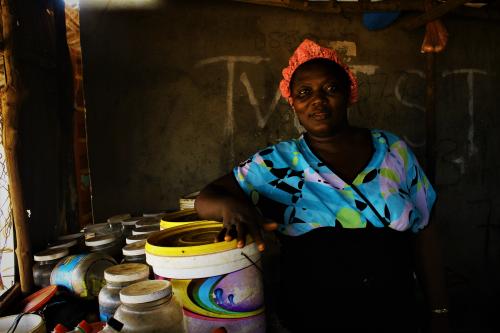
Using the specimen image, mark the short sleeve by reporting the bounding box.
[403,143,437,232]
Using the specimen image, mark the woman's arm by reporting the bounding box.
[414,219,450,332]
[195,173,277,252]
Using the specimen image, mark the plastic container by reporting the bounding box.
[146,221,265,333]
[142,212,166,218]
[121,217,142,239]
[126,233,150,244]
[50,253,117,299]
[33,248,69,288]
[132,226,160,236]
[113,280,185,333]
[84,222,111,239]
[159,209,197,230]
[57,232,86,253]
[0,313,46,333]
[98,263,149,322]
[108,214,132,223]
[179,191,199,211]
[122,240,147,264]
[86,234,123,262]
[135,217,160,228]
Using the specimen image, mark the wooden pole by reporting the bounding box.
[425,52,437,184]
[233,0,425,14]
[0,0,34,293]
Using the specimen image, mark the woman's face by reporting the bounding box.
[291,62,349,137]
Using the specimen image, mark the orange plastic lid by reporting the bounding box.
[21,285,58,313]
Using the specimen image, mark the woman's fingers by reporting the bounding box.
[248,223,265,252]
[216,228,226,242]
[236,222,247,248]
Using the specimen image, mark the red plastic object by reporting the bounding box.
[76,320,93,333]
[21,285,58,313]
[53,324,69,333]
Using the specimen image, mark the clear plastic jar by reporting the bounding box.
[33,248,69,288]
[98,263,149,322]
[114,280,186,333]
[86,234,123,262]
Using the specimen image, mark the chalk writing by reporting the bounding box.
[195,56,270,165]
[442,69,488,158]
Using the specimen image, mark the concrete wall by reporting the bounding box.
[80,1,500,331]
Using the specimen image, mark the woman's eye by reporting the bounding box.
[325,84,338,94]
[296,88,310,98]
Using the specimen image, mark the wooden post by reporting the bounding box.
[425,52,437,184]
[0,0,34,293]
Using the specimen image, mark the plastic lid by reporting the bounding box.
[57,232,83,241]
[85,234,116,246]
[108,213,132,223]
[142,212,166,218]
[21,285,58,313]
[104,263,149,283]
[132,225,160,235]
[126,233,150,244]
[34,248,69,261]
[121,216,143,226]
[135,217,161,228]
[122,240,146,256]
[47,239,78,250]
[120,280,172,304]
[146,221,252,257]
[84,222,110,231]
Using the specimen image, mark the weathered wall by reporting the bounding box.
[80,1,499,332]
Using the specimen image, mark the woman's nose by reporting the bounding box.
[311,90,328,106]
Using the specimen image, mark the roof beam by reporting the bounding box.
[233,0,426,13]
[401,0,470,30]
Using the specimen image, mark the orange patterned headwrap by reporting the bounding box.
[279,39,359,106]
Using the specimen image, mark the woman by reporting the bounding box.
[196,39,449,332]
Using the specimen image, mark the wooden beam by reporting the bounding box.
[425,52,437,183]
[0,0,34,293]
[402,0,470,30]
[233,0,425,13]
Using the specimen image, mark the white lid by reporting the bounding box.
[108,213,132,223]
[104,263,149,283]
[57,232,83,241]
[121,216,143,226]
[132,226,160,235]
[85,234,116,246]
[34,248,69,261]
[48,239,78,249]
[120,280,172,304]
[123,240,146,256]
[126,233,150,244]
[142,212,166,218]
[84,222,110,231]
[135,217,161,228]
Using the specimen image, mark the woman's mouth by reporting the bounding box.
[310,112,330,120]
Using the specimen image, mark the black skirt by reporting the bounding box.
[275,226,419,332]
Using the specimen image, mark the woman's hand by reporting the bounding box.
[217,197,277,252]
